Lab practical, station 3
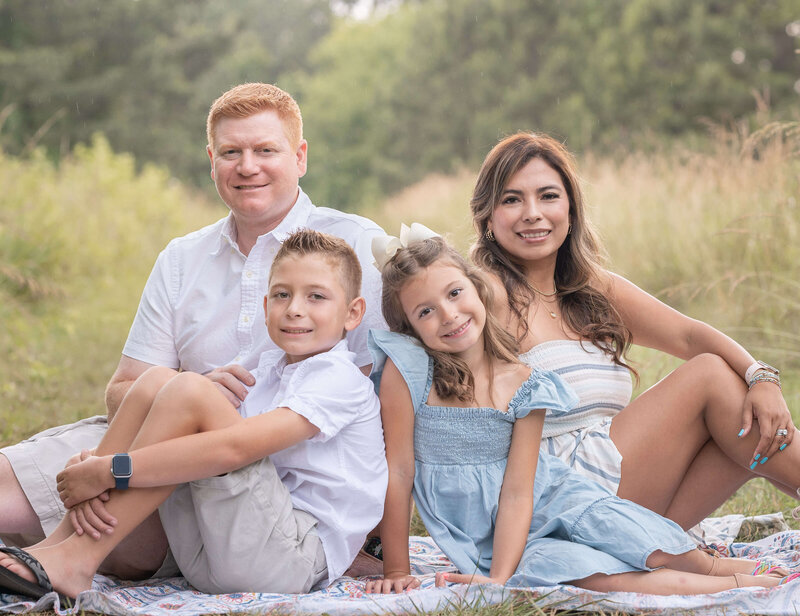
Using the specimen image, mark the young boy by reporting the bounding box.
[0,229,388,600]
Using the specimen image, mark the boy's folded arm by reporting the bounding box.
[123,407,319,488]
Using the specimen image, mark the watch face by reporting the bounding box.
[758,361,779,375]
[112,454,132,477]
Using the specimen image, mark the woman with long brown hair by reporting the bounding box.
[470,132,799,529]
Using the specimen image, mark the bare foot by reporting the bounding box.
[733,573,781,589]
[0,546,94,598]
[708,557,785,578]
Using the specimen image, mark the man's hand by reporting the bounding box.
[68,494,117,539]
[57,455,114,508]
[204,364,255,408]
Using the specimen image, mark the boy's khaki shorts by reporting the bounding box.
[159,456,328,594]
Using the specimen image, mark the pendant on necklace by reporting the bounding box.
[549,310,557,319]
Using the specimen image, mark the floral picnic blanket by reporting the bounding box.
[1,515,798,615]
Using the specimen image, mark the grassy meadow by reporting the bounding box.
[2,125,800,614]
[0,136,222,444]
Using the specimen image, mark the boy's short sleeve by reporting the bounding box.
[277,352,376,442]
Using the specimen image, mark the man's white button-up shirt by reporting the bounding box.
[122,189,386,372]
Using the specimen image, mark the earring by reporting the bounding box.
[485,229,495,242]
[567,222,572,235]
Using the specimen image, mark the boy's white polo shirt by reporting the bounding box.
[239,339,387,585]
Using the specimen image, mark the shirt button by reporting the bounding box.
[243,316,250,323]
[234,356,242,363]
[246,270,254,279]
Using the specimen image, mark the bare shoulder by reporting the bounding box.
[591,268,618,294]
[600,271,652,304]
[494,362,533,402]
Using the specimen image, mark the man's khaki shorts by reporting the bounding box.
[2,415,108,542]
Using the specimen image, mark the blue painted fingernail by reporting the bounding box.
[754,453,760,460]
[780,443,787,451]
[737,429,745,437]
[750,461,758,469]
[759,456,768,465]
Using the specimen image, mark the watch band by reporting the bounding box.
[745,360,780,384]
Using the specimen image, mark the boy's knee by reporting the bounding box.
[134,366,179,400]
[163,371,212,401]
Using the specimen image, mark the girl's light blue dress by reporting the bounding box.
[369,330,695,587]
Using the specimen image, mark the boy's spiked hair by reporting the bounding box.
[271,228,362,301]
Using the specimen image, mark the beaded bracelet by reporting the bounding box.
[748,371,781,390]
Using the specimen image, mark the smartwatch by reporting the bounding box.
[745,360,780,384]
[111,453,132,490]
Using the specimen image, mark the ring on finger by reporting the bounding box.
[776,428,789,437]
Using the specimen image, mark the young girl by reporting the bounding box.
[365,227,796,595]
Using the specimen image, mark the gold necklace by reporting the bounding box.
[530,282,558,298]
[537,296,559,319]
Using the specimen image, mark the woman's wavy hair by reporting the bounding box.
[470,132,634,373]
[381,236,521,403]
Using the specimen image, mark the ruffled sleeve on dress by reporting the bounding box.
[368,329,431,413]
[510,369,580,420]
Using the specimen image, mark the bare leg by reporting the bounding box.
[611,354,800,526]
[647,547,767,577]
[30,366,179,578]
[98,366,180,455]
[0,454,43,539]
[664,441,750,528]
[573,545,782,594]
[573,568,780,595]
[0,372,241,597]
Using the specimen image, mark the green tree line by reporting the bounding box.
[2,0,798,209]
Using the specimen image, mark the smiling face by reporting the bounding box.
[487,157,571,270]
[265,253,364,364]
[208,110,307,239]
[398,261,486,358]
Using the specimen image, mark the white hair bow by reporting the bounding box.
[371,222,441,271]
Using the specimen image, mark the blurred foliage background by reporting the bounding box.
[2,0,798,207]
[2,1,800,524]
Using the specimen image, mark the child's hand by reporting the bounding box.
[68,494,117,539]
[364,573,421,594]
[57,455,114,508]
[435,572,506,587]
[64,448,96,469]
